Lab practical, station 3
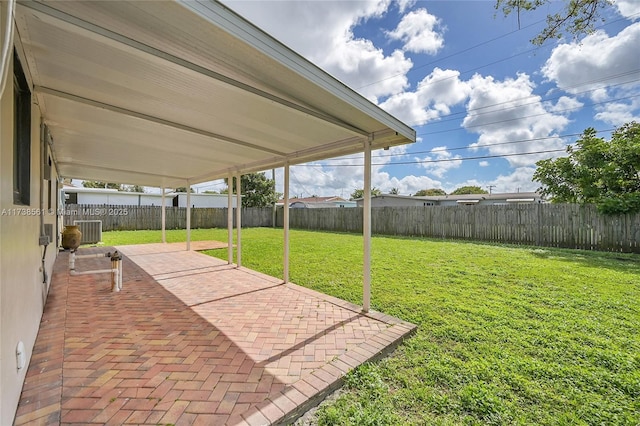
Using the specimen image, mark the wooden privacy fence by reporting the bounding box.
[280,204,640,253]
[63,205,272,230]
[64,203,640,253]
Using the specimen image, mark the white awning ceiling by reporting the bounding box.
[15,1,415,188]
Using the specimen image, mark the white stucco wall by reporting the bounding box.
[0,39,57,424]
[357,196,434,208]
[78,191,136,205]
[175,193,239,208]
[140,194,166,206]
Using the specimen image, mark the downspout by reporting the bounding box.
[0,0,15,99]
[39,122,51,285]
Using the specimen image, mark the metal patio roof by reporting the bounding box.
[15,0,415,188]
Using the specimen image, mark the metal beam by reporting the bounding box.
[235,174,242,268]
[161,187,166,244]
[36,86,287,157]
[186,182,191,251]
[283,164,290,284]
[22,2,369,138]
[227,173,233,264]
[363,137,372,313]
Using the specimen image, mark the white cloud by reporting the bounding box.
[547,96,584,114]
[594,98,640,126]
[379,174,443,196]
[222,0,412,102]
[615,0,640,19]
[542,23,640,101]
[387,8,445,54]
[489,167,540,194]
[463,73,569,167]
[275,145,416,198]
[479,161,489,167]
[416,146,462,178]
[380,68,470,125]
[395,0,417,13]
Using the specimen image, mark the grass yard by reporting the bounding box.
[102,228,640,425]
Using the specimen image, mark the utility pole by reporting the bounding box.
[487,185,496,194]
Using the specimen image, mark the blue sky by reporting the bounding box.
[190,0,640,197]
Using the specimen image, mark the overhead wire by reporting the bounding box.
[303,148,569,168]
[299,125,619,166]
[358,12,640,93]
[370,128,616,158]
[284,9,640,182]
[421,93,640,135]
[419,71,640,126]
[355,13,551,90]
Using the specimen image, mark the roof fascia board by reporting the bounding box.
[20,1,369,137]
[186,0,416,142]
[36,86,288,157]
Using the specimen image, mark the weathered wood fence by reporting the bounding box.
[281,204,640,253]
[63,205,272,230]
[64,203,640,253]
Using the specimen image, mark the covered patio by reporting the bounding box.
[15,244,416,425]
[10,1,417,424]
[15,0,415,313]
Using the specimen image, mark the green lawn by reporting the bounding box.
[102,228,640,425]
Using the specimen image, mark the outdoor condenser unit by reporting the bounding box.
[73,220,103,244]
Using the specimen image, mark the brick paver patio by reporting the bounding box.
[14,243,416,425]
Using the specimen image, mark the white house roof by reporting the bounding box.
[15,1,415,188]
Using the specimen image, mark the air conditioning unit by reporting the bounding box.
[73,220,102,244]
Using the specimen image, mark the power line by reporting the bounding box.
[356,16,549,90]
[419,72,640,126]
[303,148,568,167]
[420,94,640,136]
[357,12,639,92]
[367,128,616,159]
[334,128,615,162]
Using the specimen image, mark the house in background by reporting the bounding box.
[281,196,356,208]
[62,186,240,208]
[355,192,544,208]
[173,192,240,208]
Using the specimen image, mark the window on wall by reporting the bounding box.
[13,50,31,206]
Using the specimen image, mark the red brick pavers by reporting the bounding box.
[15,243,416,425]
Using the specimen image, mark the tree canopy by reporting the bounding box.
[496,0,612,45]
[350,187,382,200]
[124,185,145,193]
[533,121,640,214]
[225,172,279,208]
[174,187,194,193]
[414,188,446,196]
[451,186,488,195]
[82,181,122,190]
